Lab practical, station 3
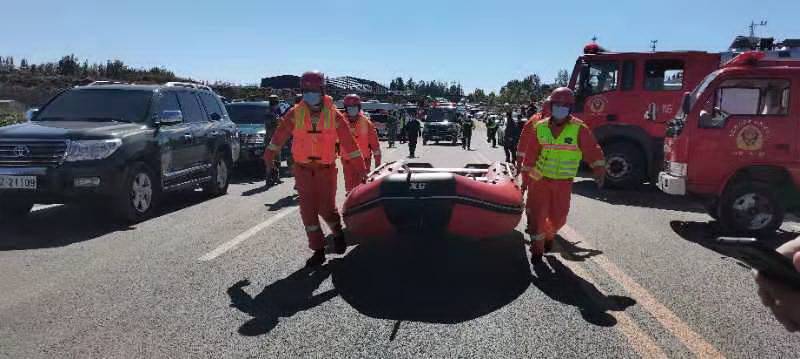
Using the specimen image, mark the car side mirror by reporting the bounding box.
[681,92,691,115]
[210,113,221,122]
[24,108,39,121]
[699,108,729,129]
[155,110,183,126]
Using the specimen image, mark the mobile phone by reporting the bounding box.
[706,237,800,289]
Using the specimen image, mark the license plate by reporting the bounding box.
[0,175,37,190]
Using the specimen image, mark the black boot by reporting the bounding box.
[305,250,326,267]
[333,234,347,254]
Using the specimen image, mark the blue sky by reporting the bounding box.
[1,0,797,93]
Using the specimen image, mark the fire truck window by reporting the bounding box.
[717,88,759,114]
[622,61,635,91]
[585,61,618,95]
[644,60,684,91]
[715,79,790,116]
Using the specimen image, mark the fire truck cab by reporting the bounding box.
[569,43,720,188]
[658,52,800,235]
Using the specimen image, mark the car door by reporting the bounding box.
[176,91,210,172]
[153,90,194,179]
[197,91,227,158]
[691,76,794,187]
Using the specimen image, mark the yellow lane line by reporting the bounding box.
[559,224,725,358]
[564,261,668,359]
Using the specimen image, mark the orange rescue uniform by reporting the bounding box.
[264,96,366,251]
[522,115,605,253]
[516,113,543,190]
[344,114,381,192]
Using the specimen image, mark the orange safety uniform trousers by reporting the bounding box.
[526,178,573,251]
[344,156,372,193]
[294,164,343,251]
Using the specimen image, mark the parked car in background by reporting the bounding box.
[422,107,461,145]
[0,82,239,223]
[364,110,403,140]
[224,101,291,169]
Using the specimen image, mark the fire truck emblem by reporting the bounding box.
[735,124,764,151]
[589,96,607,114]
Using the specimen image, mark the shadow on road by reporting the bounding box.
[231,163,293,186]
[532,256,636,327]
[669,220,799,252]
[227,232,532,336]
[0,190,211,251]
[263,194,299,212]
[226,231,636,336]
[572,179,704,213]
[329,232,531,324]
[226,267,337,336]
[553,235,604,262]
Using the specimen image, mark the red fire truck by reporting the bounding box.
[568,38,799,188]
[658,52,800,235]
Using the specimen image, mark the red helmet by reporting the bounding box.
[343,94,361,108]
[300,71,325,91]
[549,87,575,106]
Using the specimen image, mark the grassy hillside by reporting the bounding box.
[0,54,191,108]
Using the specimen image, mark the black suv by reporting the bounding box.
[422,107,462,145]
[0,82,240,222]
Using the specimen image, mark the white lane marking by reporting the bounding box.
[198,207,298,261]
[559,225,724,358]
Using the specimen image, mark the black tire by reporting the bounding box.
[114,162,160,223]
[603,142,646,189]
[204,151,231,197]
[703,199,720,220]
[719,181,784,236]
[0,199,33,220]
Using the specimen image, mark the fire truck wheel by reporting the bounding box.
[719,182,784,236]
[603,142,645,189]
[703,199,720,220]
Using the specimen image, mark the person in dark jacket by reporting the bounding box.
[503,112,522,163]
[461,115,475,150]
[486,115,498,148]
[404,112,423,158]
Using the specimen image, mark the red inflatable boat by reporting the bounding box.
[342,161,523,238]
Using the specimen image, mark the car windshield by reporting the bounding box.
[424,109,458,122]
[225,105,269,125]
[684,69,721,115]
[34,89,152,123]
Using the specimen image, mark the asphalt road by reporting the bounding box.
[1,124,799,358]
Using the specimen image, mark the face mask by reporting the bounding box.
[303,92,322,107]
[552,105,571,121]
[346,106,360,117]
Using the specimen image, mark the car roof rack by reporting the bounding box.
[85,80,129,86]
[164,82,214,92]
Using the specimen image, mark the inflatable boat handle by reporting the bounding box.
[400,163,413,183]
[403,167,489,175]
